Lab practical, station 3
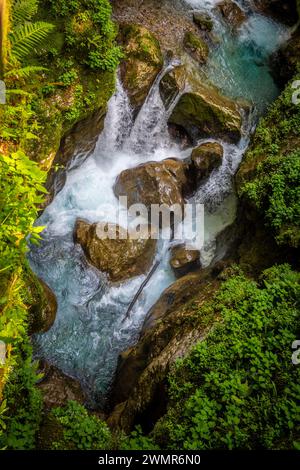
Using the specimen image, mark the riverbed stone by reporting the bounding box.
[191,142,224,180]
[159,65,187,108]
[170,245,201,278]
[216,0,247,30]
[183,31,209,64]
[74,219,157,282]
[28,275,57,335]
[169,80,242,143]
[119,23,163,110]
[114,158,190,211]
[193,12,214,31]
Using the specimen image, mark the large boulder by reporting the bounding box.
[28,275,58,335]
[167,68,242,143]
[216,0,247,30]
[108,268,220,432]
[170,244,201,278]
[191,142,224,180]
[114,158,191,211]
[193,12,214,32]
[183,31,209,64]
[74,219,157,283]
[119,24,163,110]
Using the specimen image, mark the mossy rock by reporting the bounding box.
[159,65,187,108]
[25,270,57,335]
[183,31,209,64]
[169,78,242,143]
[193,12,214,32]
[119,23,163,109]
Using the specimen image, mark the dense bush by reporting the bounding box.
[50,401,112,450]
[239,77,300,247]
[152,265,300,450]
[49,0,122,71]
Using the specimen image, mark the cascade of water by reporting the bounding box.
[29,0,290,404]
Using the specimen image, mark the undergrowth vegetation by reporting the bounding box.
[0,0,119,449]
[239,76,300,247]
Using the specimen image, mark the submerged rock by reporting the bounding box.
[193,12,214,32]
[114,158,190,211]
[169,80,242,143]
[170,245,201,278]
[183,31,209,64]
[191,142,224,180]
[119,23,163,110]
[216,0,247,30]
[74,219,157,283]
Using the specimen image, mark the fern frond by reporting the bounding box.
[12,0,38,25]
[4,65,46,79]
[10,21,55,60]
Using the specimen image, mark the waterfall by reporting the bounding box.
[29,1,289,405]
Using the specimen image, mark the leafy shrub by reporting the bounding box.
[50,401,112,450]
[50,0,123,71]
[242,152,300,246]
[153,265,300,450]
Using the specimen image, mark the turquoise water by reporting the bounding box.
[206,13,290,113]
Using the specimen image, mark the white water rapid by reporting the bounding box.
[29,1,290,404]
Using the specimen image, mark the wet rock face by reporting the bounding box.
[216,0,247,30]
[108,269,219,432]
[28,276,58,335]
[159,65,187,108]
[253,0,299,26]
[170,245,201,278]
[114,158,190,211]
[74,219,157,283]
[191,142,224,180]
[119,23,163,110]
[193,12,214,32]
[38,363,86,409]
[183,31,209,64]
[169,81,242,143]
[272,30,300,86]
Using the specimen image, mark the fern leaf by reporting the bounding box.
[4,65,47,79]
[10,22,55,60]
[12,0,38,25]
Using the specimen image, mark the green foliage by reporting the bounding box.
[50,401,112,450]
[239,76,300,247]
[10,22,55,61]
[12,0,39,25]
[153,265,300,450]
[243,152,300,246]
[48,0,123,71]
[0,340,42,450]
[120,426,159,451]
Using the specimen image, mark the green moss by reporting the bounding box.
[183,31,209,64]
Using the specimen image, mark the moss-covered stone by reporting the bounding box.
[159,65,187,108]
[183,31,209,64]
[119,23,163,110]
[193,12,214,32]
[169,80,242,143]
